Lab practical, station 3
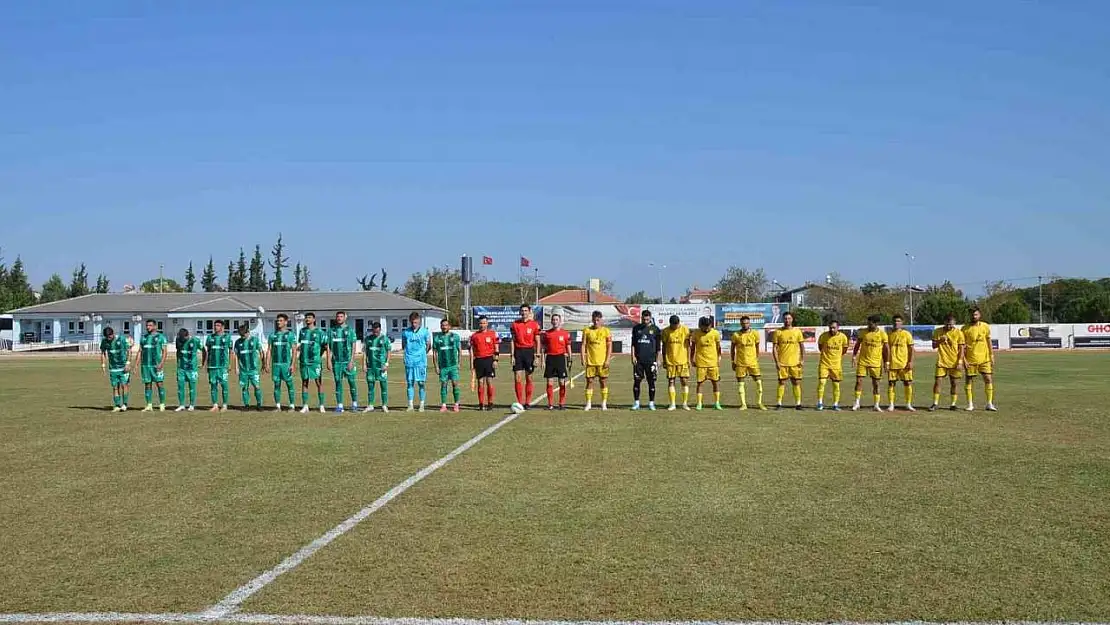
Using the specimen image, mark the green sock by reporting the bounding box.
[318,392,325,407]
[453,385,461,404]
[158,387,165,404]
[177,384,185,405]
[254,387,263,406]
[274,386,281,404]
[241,388,250,405]
[113,394,121,407]
[302,390,309,406]
[220,381,228,405]
[335,380,344,405]
[188,382,196,405]
[287,383,295,405]
[380,382,388,405]
[367,382,376,405]
[145,388,152,404]
[350,384,358,405]
[211,385,219,404]
[441,382,449,404]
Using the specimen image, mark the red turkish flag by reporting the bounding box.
[482,256,493,265]
[520,256,531,268]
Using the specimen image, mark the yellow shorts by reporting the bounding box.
[935,366,962,378]
[585,365,609,379]
[817,365,843,382]
[665,364,690,379]
[889,368,914,382]
[966,362,993,376]
[733,364,762,379]
[857,366,883,380]
[777,365,803,380]
[697,366,720,383]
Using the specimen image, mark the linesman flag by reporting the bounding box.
[482,256,493,265]
[520,256,531,268]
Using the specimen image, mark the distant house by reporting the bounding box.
[538,289,623,305]
[680,287,718,304]
[772,283,838,309]
[6,291,444,347]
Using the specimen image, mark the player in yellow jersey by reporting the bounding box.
[580,310,612,411]
[730,316,765,410]
[660,315,692,410]
[816,320,849,411]
[689,316,723,411]
[851,314,889,411]
[771,311,805,410]
[883,315,919,412]
[962,307,996,411]
[930,313,966,411]
[886,314,916,411]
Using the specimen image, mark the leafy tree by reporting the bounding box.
[201,257,218,292]
[599,279,615,295]
[626,290,654,305]
[139,278,185,293]
[68,263,89,298]
[667,297,678,304]
[41,274,69,303]
[860,282,889,297]
[94,274,110,293]
[269,234,289,291]
[293,263,304,291]
[248,245,267,291]
[357,273,378,291]
[380,268,388,292]
[791,307,823,326]
[6,257,34,310]
[1060,294,1110,323]
[300,264,312,291]
[990,299,1031,324]
[914,293,970,325]
[184,262,196,292]
[714,266,769,303]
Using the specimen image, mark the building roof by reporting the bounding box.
[538,289,623,305]
[8,291,445,316]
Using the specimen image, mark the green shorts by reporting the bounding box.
[239,370,261,387]
[208,368,229,386]
[439,365,460,382]
[333,362,358,383]
[365,368,389,384]
[271,364,293,384]
[177,369,199,385]
[300,363,322,381]
[141,365,165,384]
[108,369,131,387]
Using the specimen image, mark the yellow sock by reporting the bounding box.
[601,388,609,402]
[933,392,940,405]
[833,382,841,405]
[951,389,959,406]
[888,385,896,406]
[776,384,786,404]
[683,386,690,405]
[817,379,827,403]
[714,391,720,405]
[586,389,594,403]
[669,387,676,405]
[965,383,973,403]
[755,379,763,404]
[792,385,802,405]
[906,385,914,405]
[854,389,862,400]
[873,394,881,406]
[696,392,703,406]
[986,384,994,404]
[739,383,747,407]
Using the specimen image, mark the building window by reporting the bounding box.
[156,321,163,332]
[78,321,85,333]
[392,319,399,330]
[319,319,330,330]
[402,318,409,328]
[123,321,131,334]
[68,322,75,333]
[196,321,204,333]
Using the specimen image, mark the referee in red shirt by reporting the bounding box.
[469,316,500,410]
[510,304,542,408]
[541,313,572,409]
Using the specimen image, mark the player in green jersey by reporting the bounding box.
[363,321,391,412]
[137,320,168,411]
[99,327,132,411]
[327,311,359,413]
[267,313,297,411]
[297,312,328,413]
[203,320,233,412]
[234,324,264,409]
[433,318,462,412]
[174,328,204,411]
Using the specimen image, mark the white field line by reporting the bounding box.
[202,371,584,618]
[1,614,1109,625]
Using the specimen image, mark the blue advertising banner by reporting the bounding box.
[716,303,789,331]
[472,305,544,338]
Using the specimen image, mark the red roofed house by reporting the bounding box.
[680,286,718,304]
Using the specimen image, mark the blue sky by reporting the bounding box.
[2,0,1108,298]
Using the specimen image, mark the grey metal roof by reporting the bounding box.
[8,291,445,316]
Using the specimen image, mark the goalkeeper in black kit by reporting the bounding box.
[631,309,662,410]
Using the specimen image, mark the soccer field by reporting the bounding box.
[1,352,1108,622]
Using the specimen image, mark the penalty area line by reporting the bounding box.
[202,370,583,619]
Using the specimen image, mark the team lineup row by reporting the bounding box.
[97,305,997,413]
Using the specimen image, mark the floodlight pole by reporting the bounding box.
[905,253,915,325]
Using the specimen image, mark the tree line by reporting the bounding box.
[398,265,581,323]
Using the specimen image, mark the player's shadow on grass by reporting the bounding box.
[68,406,120,412]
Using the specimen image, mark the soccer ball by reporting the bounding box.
[510,402,525,414]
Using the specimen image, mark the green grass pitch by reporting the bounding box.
[0,352,1108,620]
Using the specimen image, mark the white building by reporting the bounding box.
[6,292,444,348]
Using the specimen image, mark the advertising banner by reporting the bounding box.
[1074,323,1110,348]
[716,303,790,331]
[1009,324,1066,349]
[546,304,707,330]
[764,326,820,353]
[472,306,544,339]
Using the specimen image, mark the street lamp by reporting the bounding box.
[905,253,915,325]
[649,262,666,303]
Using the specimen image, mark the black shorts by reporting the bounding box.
[513,348,536,373]
[474,356,496,379]
[634,361,658,383]
[543,354,569,380]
